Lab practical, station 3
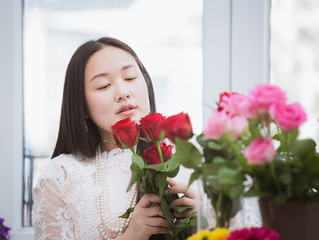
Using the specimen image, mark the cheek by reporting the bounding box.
[136,81,150,107]
[85,93,113,118]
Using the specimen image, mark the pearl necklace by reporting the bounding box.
[95,144,138,240]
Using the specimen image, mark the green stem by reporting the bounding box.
[216,192,224,228]
[269,161,281,193]
[155,140,164,163]
[130,147,137,156]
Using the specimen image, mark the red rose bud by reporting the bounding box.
[218,92,239,112]
[142,143,173,164]
[139,113,165,141]
[160,112,193,143]
[111,118,139,149]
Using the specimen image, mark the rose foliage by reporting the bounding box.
[110,113,200,240]
[174,83,319,228]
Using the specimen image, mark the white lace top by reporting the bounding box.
[32,148,261,240]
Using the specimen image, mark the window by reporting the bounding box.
[270,0,319,144]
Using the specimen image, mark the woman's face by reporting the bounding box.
[84,46,150,144]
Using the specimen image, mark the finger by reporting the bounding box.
[149,225,172,235]
[144,206,164,218]
[166,177,179,186]
[169,197,196,210]
[146,217,171,229]
[165,184,196,199]
[138,194,161,208]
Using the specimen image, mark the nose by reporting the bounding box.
[115,82,130,102]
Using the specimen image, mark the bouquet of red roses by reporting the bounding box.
[110,112,199,239]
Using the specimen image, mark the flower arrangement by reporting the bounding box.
[0,218,10,240]
[110,112,198,239]
[174,83,319,227]
[187,227,282,240]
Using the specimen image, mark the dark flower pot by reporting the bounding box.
[259,199,319,240]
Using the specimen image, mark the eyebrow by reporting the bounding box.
[90,64,136,82]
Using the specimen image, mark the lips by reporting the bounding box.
[117,104,136,114]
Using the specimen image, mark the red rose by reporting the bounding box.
[142,143,173,164]
[139,113,165,141]
[218,92,239,112]
[160,112,193,143]
[111,118,139,149]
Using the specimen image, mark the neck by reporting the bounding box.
[101,141,119,153]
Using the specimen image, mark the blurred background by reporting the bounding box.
[1,0,318,237]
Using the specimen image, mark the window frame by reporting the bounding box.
[0,0,270,238]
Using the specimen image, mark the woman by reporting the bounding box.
[32,37,197,240]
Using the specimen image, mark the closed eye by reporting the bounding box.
[125,77,136,81]
[98,84,110,90]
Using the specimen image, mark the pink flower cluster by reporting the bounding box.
[203,84,307,165]
[227,226,282,240]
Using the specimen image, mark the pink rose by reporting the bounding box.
[244,137,276,165]
[203,111,231,140]
[248,84,286,114]
[218,92,239,112]
[229,116,248,140]
[226,94,256,118]
[269,103,307,131]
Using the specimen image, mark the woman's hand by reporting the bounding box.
[119,193,171,240]
[164,177,197,218]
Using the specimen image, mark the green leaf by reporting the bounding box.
[174,138,202,169]
[272,133,280,141]
[282,129,299,146]
[126,162,143,192]
[160,199,173,224]
[289,139,316,157]
[168,166,180,178]
[144,162,166,171]
[243,189,272,198]
[173,206,193,213]
[279,171,292,186]
[119,207,134,218]
[155,172,168,198]
[188,170,201,187]
[218,167,245,186]
[165,155,181,172]
[212,156,225,164]
[132,154,145,169]
[227,184,245,200]
[190,216,208,229]
[208,141,223,150]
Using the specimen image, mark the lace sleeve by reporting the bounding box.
[32,160,75,240]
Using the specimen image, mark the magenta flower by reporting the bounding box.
[227,226,282,240]
[244,137,276,165]
[203,110,231,140]
[229,116,248,140]
[269,103,307,131]
[248,84,286,114]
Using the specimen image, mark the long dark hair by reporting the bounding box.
[52,37,156,159]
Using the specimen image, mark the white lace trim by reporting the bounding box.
[101,148,132,173]
[56,206,75,240]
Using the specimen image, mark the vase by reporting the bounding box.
[259,199,319,240]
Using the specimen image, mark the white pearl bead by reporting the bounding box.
[95,144,137,239]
